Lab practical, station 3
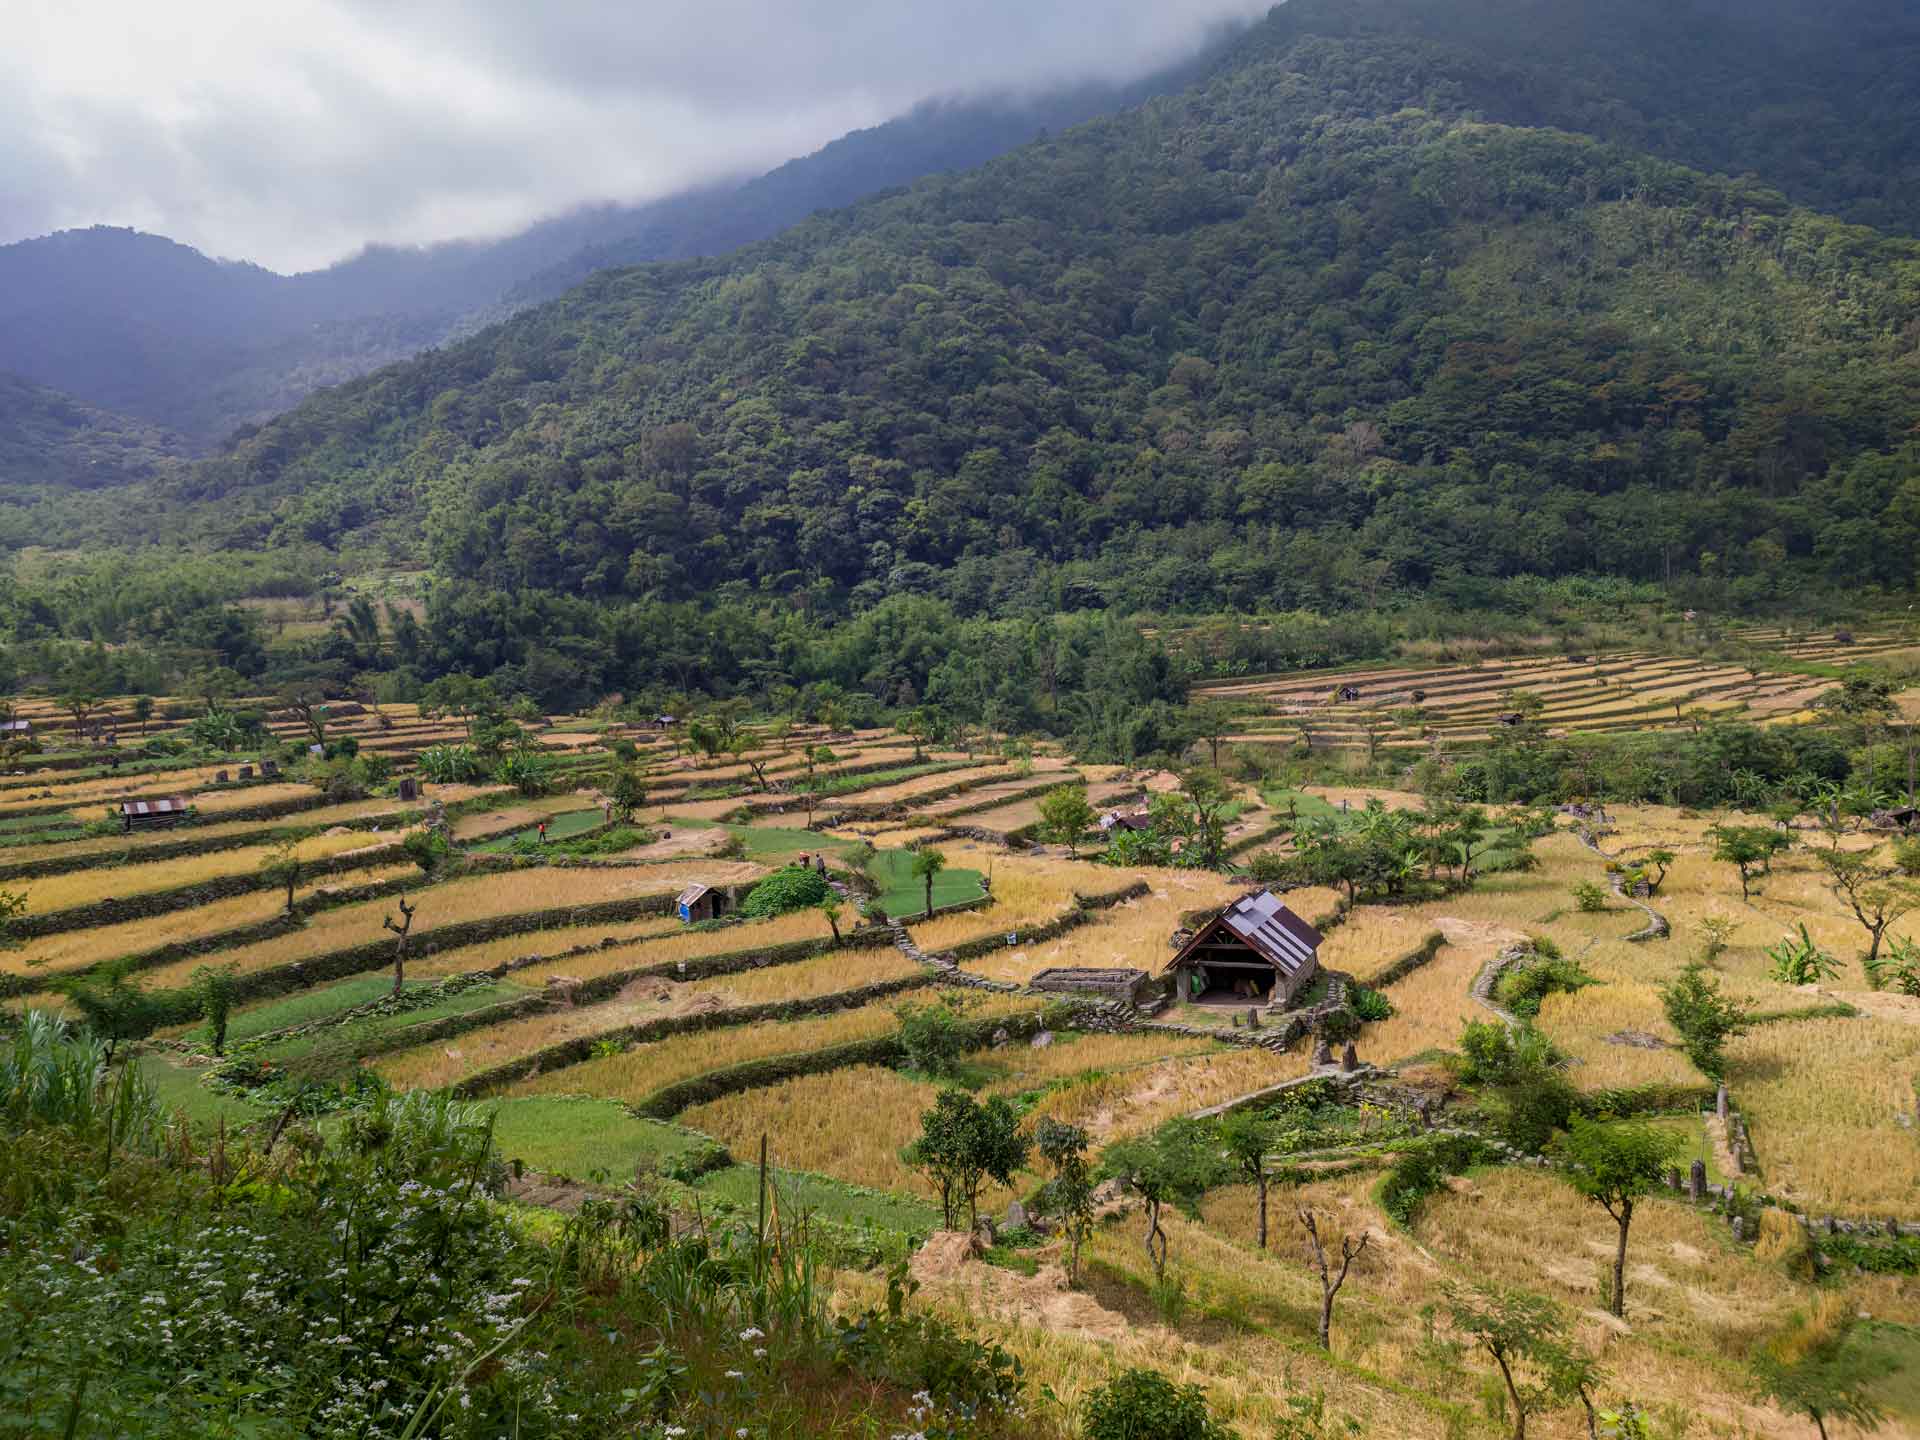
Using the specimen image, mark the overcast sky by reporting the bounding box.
[2,0,1270,273]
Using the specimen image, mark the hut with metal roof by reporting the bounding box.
[1162,889,1322,1008]
[121,796,191,833]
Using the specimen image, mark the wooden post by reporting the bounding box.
[757,1133,769,1270]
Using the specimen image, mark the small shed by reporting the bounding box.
[1496,712,1525,727]
[1885,805,1920,831]
[1336,685,1362,703]
[653,714,678,730]
[1164,889,1322,1008]
[1100,810,1153,833]
[0,719,32,737]
[121,796,190,833]
[677,883,729,924]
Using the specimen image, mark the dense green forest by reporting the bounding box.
[0,376,186,490]
[135,3,1920,621]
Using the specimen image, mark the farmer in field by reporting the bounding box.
[538,821,548,845]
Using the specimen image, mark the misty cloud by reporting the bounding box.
[2,0,1268,272]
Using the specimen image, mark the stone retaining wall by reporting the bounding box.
[1365,930,1448,988]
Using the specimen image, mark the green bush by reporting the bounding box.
[1350,986,1393,1022]
[493,751,554,797]
[1317,1008,1361,1044]
[1572,880,1608,913]
[1495,954,1596,1020]
[741,866,830,917]
[417,743,484,783]
[1376,1135,1494,1227]
[1082,1367,1233,1440]
[660,1140,732,1184]
[894,996,974,1078]
[402,828,452,873]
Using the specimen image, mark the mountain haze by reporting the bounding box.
[0,53,1235,455]
[164,0,1920,618]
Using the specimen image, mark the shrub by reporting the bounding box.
[660,1140,732,1184]
[1572,880,1608,913]
[1495,954,1596,1020]
[1317,1008,1361,1044]
[402,828,453,873]
[1659,961,1752,1080]
[1349,986,1393,1021]
[1376,1135,1494,1227]
[1893,836,1920,877]
[741,866,830,917]
[1765,923,1839,985]
[417,743,484,783]
[894,996,974,1078]
[1082,1367,1232,1440]
[1448,1022,1574,1152]
[1244,849,1290,884]
[493,751,554,797]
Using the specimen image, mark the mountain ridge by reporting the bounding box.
[147,9,1920,618]
[0,45,1241,454]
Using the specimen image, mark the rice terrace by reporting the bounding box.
[11,616,1920,1438]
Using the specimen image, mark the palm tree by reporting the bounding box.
[912,847,948,920]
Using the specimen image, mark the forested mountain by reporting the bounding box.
[169,0,1920,620]
[0,60,1229,455]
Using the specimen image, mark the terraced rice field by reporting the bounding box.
[1192,628,1919,754]
[20,686,1917,1374]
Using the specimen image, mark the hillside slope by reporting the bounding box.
[173,14,1920,614]
[0,373,188,490]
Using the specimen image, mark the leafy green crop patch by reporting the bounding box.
[866,848,985,915]
[485,1095,714,1181]
[472,807,606,851]
[692,1161,942,1235]
[250,980,528,1064]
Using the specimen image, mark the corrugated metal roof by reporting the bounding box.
[1166,889,1322,977]
[120,796,189,815]
[1219,890,1322,976]
[677,884,712,906]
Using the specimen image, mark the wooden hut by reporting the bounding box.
[1099,810,1153,834]
[121,796,190,833]
[1163,889,1322,1008]
[0,719,32,738]
[676,883,729,923]
[1336,685,1363,703]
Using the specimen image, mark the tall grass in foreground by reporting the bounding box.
[2,1007,161,1144]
